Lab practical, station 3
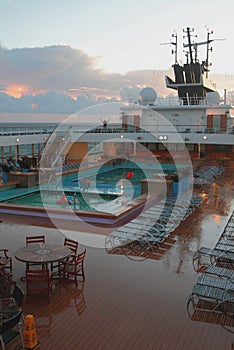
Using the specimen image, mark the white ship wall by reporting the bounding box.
[140,107,205,133]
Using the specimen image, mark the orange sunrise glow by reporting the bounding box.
[5,84,29,98]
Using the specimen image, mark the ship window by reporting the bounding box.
[213,115,221,131]
[200,144,205,151]
[158,143,166,151]
[213,145,231,152]
[148,143,157,151]
[186,144,195,151]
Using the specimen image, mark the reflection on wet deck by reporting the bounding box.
[188,299,234,333]
[0,168,234,349]
[106,236,177,261]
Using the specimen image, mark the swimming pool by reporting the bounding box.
[3,161,190,212]
[5,167,149,211]
[5,191,118,211]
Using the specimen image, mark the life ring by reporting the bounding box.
[126,171,134,179]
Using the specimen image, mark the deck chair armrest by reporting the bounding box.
[226,288,234,294]
[0,297,15,305]
[0,249,10,257]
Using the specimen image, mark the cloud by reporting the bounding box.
[0,44,232,113]
[0,45,131,97]
[119,86,143,102]
[0,44,170,112]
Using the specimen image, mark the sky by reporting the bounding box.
[0,0,234,112]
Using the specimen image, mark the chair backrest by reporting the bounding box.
[64,238,78,257]
[12,284,24,307]
[76,249,86,265]
[26,235,45,245]
[26,269,50,285]
[0,310,23,335]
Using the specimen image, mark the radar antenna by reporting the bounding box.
[183,27,225,77]
[160,32,178,65]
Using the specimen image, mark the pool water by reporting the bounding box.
[4,162,188,211]
[6,191,117,211]
[6,168,149,210]
[66,167,160,197]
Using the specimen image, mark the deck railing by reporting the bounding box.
[0,125,55,136]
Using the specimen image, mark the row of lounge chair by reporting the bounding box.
[193,165,224,188]
[106,193,203,259]
[193,211,234,271]
[187,210,234,330]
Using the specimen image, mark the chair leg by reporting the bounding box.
[81,264,85,280]
[0,336,5,350]
[78,263,85,281]
[74,273,78,287]
[18,323,25,350]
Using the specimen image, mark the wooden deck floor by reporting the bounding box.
[1,169,234,349]
[18,245,234,350]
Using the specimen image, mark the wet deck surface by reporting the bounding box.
[1,168,234,349]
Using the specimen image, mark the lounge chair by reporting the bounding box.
[187,280,234,328]
[193,246,234,271]
[0,284,24,318]
[197,273,234,290]
[0,310,25,350]
[204,265,234,280]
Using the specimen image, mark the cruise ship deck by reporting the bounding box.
[1,167,234,350]
[0,27,234,349]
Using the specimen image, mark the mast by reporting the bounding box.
[160,32,178,65]
[184,27,194,64]
[205,28,213,78]
[165,27,217,105]
[171,33,178,65]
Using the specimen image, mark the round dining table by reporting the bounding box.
[14,243,71,267]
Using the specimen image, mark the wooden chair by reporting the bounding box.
[25,235,46,269]
[51,237,78,275]
[0,310,25,350]
[64,238,78,258]
[26,269,52,303]
[26,235,45,246]
[59,249,86,286]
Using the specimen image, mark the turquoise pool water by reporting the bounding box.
[3,162,189,211]
[6,191,118,211]
[5,168,148,210]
